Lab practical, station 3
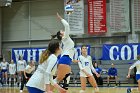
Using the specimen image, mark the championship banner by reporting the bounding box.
[88,0,107,34]
[110,0,130,33]
[64,0,84,35]
[102,44,140,60]
[131,0,140,32]
[12,46,90,63]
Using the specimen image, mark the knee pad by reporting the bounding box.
[61,73,71,90]
[79,90,85,93]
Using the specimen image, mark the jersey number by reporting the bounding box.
[85,62,89,66]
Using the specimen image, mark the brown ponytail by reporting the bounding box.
[39,39,60,64]
[39,50,51,64]
[51,31,62,41]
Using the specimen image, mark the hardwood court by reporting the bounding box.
[0,87,139,93]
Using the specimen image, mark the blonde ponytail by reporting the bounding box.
[39,50,51,64]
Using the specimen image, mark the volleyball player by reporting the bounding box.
[1,58,9,85]
[17,56,27,86]
[0,62,3,86]
[9,59,16,86]
[127,55,140,93]
[51,13,75,90]
[26,40,66,93]
[78,45,99,93]
[20,60,35,92]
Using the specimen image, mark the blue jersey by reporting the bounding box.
[108,67,117,76]
[95,67,102,74]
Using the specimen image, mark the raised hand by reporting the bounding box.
[57,13,63,20]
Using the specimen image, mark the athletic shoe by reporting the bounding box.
[20,90,23,93]
[127,87,131,93]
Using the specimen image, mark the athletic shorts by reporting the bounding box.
[136,74,140,81]
[27,86,44,93]
[1,69,8,73]
[58,55,72,66]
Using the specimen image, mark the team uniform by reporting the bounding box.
[58,19,75,66]
[0,62,9,73]
[17,60,27,86]
[127,60,140,93]
[78,55,96,77]
[17,60,27,72]
[26,54,58,93]
[0,61,9,85]
[9,63,16,75]
[9,63,16,85]
[56,19,75,90]
[129,60,140,81]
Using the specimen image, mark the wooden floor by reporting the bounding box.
[0,87,139,93]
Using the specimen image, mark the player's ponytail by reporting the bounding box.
[51,31,62,41]
[39,39,60,64]
[39,50,51,64]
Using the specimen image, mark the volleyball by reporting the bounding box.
[65,4,74,15]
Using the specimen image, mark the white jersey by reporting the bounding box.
[26,54,58,91]
[130,60,140,74]
[9,64,16,74]
[61,19,75,60]
[17,60,27,72]
[78,55,96,77]
[0,62,9,70]
[25,65,35,74]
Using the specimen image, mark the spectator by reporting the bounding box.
[93,62,103,86]
[107,63,118,86]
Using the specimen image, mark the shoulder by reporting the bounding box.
[48,54,57,61]
[78,55,83,60]
[87,55,92,59]
[79,55,82,58]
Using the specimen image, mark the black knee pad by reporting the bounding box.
[61,73,71,90]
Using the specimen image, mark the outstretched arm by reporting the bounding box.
[57,13,70,38]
